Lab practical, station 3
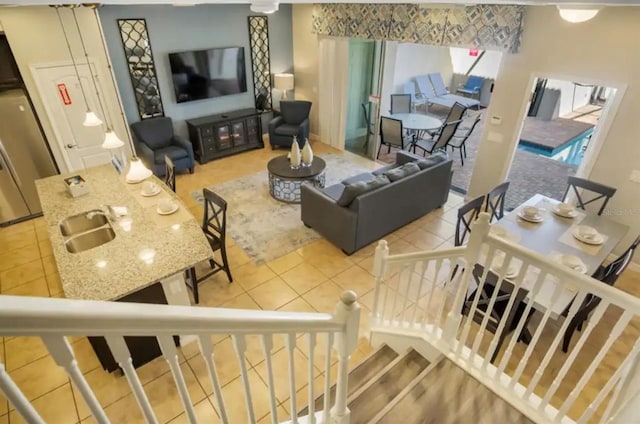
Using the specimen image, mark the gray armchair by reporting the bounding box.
[268,100,312,149]
[130,117,195,177]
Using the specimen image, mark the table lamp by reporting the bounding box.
[274,73,294,100]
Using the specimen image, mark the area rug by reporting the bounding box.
[192,154,374,265]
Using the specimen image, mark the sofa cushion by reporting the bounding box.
[321,184,345,202]
[342,172,374,185]
[336,175,390,207]
[274,124,301,136]
[153,145,189,164]
[416,153,447,170]
[372,164,399,176]
[384,162,420,182]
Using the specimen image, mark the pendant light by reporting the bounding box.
[71,7,125,149]
[89,4,152,182]
[55,6,103,127]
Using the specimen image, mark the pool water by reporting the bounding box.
[518,128,594,167]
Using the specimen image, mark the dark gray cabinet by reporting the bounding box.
[187,108,263,164]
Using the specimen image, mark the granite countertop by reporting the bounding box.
[36,165,213,301]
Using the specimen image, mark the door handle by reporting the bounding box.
[66,144,77,149]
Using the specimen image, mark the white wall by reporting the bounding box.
[545,78,592,117]
[292,4,319,137]
[449,48,502,79]
[468,5,640,252]
[391,43,453,93]
[0,6,130,174]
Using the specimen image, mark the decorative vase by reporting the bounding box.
[290,137,301,169]
[301,139,314,166]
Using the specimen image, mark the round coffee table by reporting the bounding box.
[267,156,326,203]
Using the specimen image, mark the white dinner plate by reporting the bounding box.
[572,228,604,245]
[556,255,588,274]
[552,206,578,218]
[517,210,544,223]
[156,204,179,215]
[141,187,161,197]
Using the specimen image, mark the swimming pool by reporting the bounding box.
[518,127,593,167]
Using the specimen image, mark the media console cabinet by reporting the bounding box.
[186,108,264,164]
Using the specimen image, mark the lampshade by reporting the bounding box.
[274,73,294,91]
[102,130,125,149]
[83,111,103,127]
[126,157,153,182]
[557,6,600,23]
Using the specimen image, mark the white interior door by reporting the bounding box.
[33,62,112,171]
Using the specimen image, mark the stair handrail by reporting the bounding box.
[0,291,361,424]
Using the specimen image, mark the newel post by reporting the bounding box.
[443,212,491,344]
[331,290,361,424]
[371,240,389,325]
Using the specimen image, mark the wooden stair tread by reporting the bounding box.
[299,344,399,417]
[376,359,535,424]
[349,349,430,424]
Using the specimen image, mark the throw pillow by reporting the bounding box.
[336,175,390,207]
[384,162,420,182]
[416,153,447,170]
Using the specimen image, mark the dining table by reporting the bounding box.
[383,113,443,133]
[490,194,629,319]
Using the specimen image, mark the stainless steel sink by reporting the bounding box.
[60,211,109,236]
[65,227,116,254]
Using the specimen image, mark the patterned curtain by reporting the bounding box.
[312,4,525,53]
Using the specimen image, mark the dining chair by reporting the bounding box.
[164,155,176,192]
[426,102,467,138]
[411,119,462,157]
[378,116,414,159]
[563,176,617,216]
[562,235,640,352]
[390,94,411,114]
[455,195,486,247]
[187,188,233,304]
[485,182,510,223]
[463,264,532,362]
[449,113,481,166]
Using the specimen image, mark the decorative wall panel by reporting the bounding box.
[117,19,164,120]
[312,4,525,53]
[248,16,273,111]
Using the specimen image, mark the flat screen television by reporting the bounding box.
[168,46,247,103]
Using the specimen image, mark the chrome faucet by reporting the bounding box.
[86,205,116,221]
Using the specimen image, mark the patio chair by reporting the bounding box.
[485,181,510,223]
[428,73,482,110]
[464,264,532,362]
[456,75,484,99]
[562,235,640,352]
[378,116,414,159]
[449,113,481,165]
[562,176,617,216]
[411,119,462,157]
[390,94,411,114]
[403,82,427,112]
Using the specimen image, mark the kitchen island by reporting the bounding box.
[36,164,213,371]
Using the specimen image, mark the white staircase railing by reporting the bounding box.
[371,212,640,424]
[0,291,361,424]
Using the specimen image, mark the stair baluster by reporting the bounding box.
[285,333,299,424]
[157,335,197,422]
[232,334,256,423]
[0,364,44,423]
[261,334,279,424]
[322,332,334,423]
[307,333,317,424]
[198,335,229,423]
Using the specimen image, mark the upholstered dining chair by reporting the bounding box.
[390,94,411,114]
[130,117,195,177]
[187,189,233,304]
[562,235,640,352]
[563,176,617,216]
[164,155,176,193]
[485,182,510,223]
[378,116,414,159]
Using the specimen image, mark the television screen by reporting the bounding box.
[169,47,247,103]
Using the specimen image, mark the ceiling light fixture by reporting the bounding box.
[55,6,103,128]
[557,5,601,23]
[250,0,279,14]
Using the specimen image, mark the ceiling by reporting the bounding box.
[1,0,640,5]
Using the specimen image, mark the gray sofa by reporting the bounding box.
[301,151,453,254]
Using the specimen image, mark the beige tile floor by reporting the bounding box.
[0,141,637,423]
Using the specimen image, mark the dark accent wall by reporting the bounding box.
[99,4,293,138]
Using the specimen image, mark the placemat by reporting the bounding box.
[558,225,609,256]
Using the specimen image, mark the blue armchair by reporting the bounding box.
[130,117,195,177]
[268,100,312,149]
[456,75,484,98]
